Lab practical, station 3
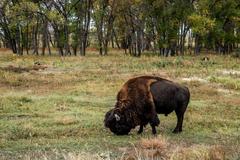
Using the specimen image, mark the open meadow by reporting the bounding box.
[0,50,239,160]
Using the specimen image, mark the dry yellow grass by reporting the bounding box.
[123,137,227,160]
[55,116,78,125]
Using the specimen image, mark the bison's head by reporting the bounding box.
[104,108,133,135]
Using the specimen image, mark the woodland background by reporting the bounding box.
[0,0,239,56]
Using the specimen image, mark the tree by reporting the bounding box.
[93,0,117,56]
[0,0,239,56]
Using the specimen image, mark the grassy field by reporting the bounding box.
[0,50,239,159]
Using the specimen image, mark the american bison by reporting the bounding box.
[104,76,190,135]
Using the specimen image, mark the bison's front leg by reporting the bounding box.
[138,125,143,134]
[146,91,160,134]
[145,105,160,135]
[145,108,160,134]
[150,114,160,134]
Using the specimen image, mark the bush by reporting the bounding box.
[232,48,240,58]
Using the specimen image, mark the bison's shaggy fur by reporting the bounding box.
[104,76,190,135]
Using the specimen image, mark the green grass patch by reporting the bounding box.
[0,52,239,159]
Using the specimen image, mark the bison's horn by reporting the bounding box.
[114,114,120,121]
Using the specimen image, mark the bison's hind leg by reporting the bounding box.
[173,103,188,133]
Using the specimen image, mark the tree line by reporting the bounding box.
[0,0,239,57]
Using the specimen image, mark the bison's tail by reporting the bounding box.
[184,86,190,106]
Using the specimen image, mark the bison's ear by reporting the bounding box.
[114,114,120,121]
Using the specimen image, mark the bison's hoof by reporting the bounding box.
[172,129,182,134]
[152,130,157,135]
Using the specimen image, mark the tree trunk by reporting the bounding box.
[194,34,201,55]
[80,0,92,56]
[17,25,23,55]
[32,20,39,55]
[64,21,71,56]
[26,20,29,55]
[42,20,48,56]
[47,30,52,55]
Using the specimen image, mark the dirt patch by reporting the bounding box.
[0,65,79,95]
[217,88,232,94]
[86,47,98,52]
[181,76,237,96]
[0,114,41,120]
[220,97,240,106]
[220,70,240,76]
[181,77,208,83]
[0,48,12,52]
[0,64,48,73]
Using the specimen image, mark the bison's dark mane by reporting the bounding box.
[114,99,140,127]
[111,76,165,128]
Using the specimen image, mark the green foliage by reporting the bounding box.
[0,0,239,55]
[188,14,215,36]
[7,1,39,28]
[46,10,64,25]
[232,48,240,58]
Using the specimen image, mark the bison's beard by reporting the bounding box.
[104,109,132,135]
[108,123,131,135]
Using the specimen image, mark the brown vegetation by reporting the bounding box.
[0,64,48,73]
[123,137,226,160]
